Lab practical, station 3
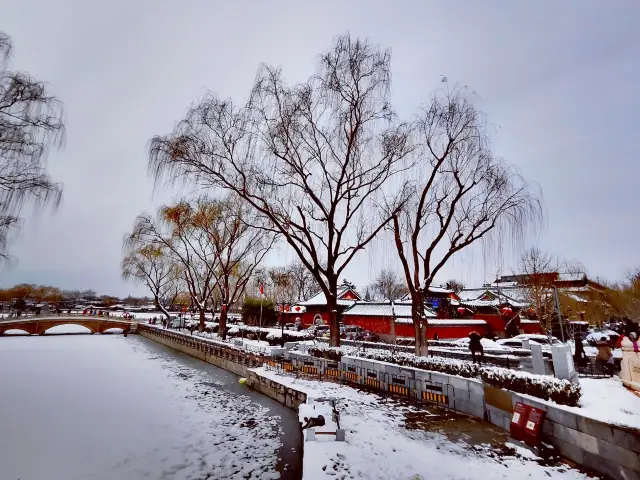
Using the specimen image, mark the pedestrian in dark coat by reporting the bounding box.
[469,331,484,364]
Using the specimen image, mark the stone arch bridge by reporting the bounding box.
[0,316,136,336]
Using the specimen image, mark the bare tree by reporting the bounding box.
[121,237,181,320]
[518,247,559,336]
[445,279,465,293]
[0,32,64,257]
[288,260,318,302]
[127,202,219,331]
[148,35,412,346]
[371,269,407,301]
[391,87,542,355]
[194,195,275,338]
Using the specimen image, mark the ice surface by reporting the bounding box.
[0,335,297,479]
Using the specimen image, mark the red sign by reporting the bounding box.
[510,402,531,443]
[522,406,546,447]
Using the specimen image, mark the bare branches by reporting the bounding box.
[149,34,412,346]
[391,86,543,354]
[0,31,64,257]
[370,269,407,301]
[121,236,181,319]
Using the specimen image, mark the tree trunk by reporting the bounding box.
[412,290,428,356]
[199,308,205,332]
[327,294,340,347]
[219,307,228,340]
[154,295,172,323]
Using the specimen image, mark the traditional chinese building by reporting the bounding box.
[286,286,362,327]
[342,301,488,340]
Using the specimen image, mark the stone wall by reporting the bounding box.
[138,326,308,410]
[138,326,255,377]
[245,371,307,410]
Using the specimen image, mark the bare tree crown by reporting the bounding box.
[0,31,65,257]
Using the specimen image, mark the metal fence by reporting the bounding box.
[261,355,460,413]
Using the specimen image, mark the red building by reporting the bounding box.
[342,301,488,340]
[287,286,361,327]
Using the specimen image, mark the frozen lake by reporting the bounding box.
[0,333,302,480]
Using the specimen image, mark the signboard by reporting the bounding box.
[431,299,440,309]
[510,402,531,442]
[523,406,546,447]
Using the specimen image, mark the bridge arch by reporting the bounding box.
[42,323,94,335]
[0,316,133,336]
[2,328,31,335]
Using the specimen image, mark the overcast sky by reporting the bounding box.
[1,1,638,297]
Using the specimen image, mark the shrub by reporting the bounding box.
[309,344,581,406]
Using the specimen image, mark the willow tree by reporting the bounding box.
[0,32,64,257]
[127,203,219,331]
[121,239,181,320]
[192,195,275,338]
[149,35,412,346]
[391,87,542,355]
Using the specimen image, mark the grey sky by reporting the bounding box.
[1,1,638,297]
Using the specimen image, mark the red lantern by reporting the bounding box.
[294,306,301,312]
[457,307,466,315]
[284,304,290,312]
[502,306,513,315]
[221,304,227,313]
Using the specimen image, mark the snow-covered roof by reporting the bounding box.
[563,293,588,304]
[399,286,453,301]
[395,318,487,326]
[299,287,360,307]
[457,286,531,308]
[557,273,586,282]
[343,301,436,319]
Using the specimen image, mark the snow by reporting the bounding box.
[563,377,640,429]
[300,287,359,307]
[0,334,300,479]
[428,319,487,326]
[253,368,589,479]
[452,337,513,351]
[586,330,620,343]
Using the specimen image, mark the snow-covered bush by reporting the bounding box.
[309,344,582,406]
[480,368,581,406]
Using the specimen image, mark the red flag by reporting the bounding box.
[259,284,264,296]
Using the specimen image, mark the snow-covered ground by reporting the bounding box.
[0,335,300,479]
[559,377,640,429]
[253,368,590,480]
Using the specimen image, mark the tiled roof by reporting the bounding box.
[299,287,361,307]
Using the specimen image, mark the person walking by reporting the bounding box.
[573,332,587,367]
[469,331,484,364]
[596,337,613,375]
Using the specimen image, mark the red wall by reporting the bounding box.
[471,313,505,334]
[520,322,542,334]
[343,316,488,340]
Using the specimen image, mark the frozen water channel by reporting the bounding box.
[0,334,302,480]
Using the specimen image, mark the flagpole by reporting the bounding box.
[259,286,264,332]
